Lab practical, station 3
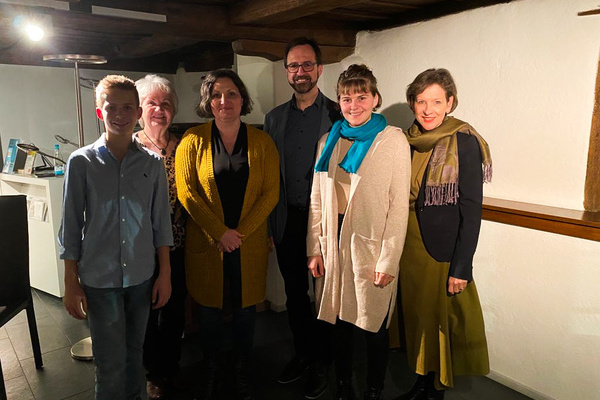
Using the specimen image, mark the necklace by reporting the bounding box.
[143,131,169,156]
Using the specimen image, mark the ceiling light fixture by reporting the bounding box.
[24,23,45,41]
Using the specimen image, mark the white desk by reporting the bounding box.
[0,173,64,297]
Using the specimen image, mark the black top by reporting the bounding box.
[283,92,325,208]
[211,122,249,228]
[415,132,483,282]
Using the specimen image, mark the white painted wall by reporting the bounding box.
[235,55,274,125]
[307,0,600,399]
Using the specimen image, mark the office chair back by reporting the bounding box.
[0,195,30,306]
[0,194,43,372]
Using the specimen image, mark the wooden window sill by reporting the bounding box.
[482,197,600,242]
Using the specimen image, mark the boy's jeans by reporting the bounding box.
[84,279,152,400]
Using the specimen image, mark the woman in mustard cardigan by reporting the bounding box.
[175,69,279,400]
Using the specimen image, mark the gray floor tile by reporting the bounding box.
[0,338,24,381]
[5,310,27,328]
[1,290,534,400]
[63,389,95,400]
[7,315,70,360]
[4,375,34,400]
[62,323,91,346]
[21,346,95,400]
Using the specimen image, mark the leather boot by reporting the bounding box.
[425,373,444,400]
[198,355,219,400]
[335,377,355,400]
[234,354,254,400]
[393,374,426,400]
[363,387,382,400]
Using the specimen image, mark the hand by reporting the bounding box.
[218,229,244,253]
[268,236,275,252]
[63,278,87,320]
[308,256,324,278]
[448,276,468,295]
[374,272,394,288]
[152,273,172,309]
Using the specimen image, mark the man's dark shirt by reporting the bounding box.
[283,93,324,208]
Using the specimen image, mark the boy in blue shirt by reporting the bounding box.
[59,75,173,400]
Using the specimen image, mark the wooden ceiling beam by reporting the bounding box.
[232,39,354,64]
[228,0,366,25]
[113,34,201,59]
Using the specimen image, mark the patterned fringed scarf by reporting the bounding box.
[406,116,492,206]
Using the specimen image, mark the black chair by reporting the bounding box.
[0,195,43,382]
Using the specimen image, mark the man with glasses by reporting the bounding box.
[264,37,340,399]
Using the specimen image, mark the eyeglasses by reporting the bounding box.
[285,62,317,73]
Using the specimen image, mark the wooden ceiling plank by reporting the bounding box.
[232,38,354,64]
[229,0,366,25]
[114,34,202,59]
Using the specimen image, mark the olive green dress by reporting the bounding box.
[399,148,489,389]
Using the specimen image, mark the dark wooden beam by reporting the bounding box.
[228,0,365,25]
[366,0,516,30]
[113,34,201,58]
[578,8,600,17]
[584,54,600,211]
[232,39,354,64]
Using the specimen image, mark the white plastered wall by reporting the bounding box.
[305,0,600,398]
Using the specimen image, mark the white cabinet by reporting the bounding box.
[0,173,64,297]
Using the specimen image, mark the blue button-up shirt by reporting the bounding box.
[58,134,173,289]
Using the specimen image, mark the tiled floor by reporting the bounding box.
[1,289,533,400]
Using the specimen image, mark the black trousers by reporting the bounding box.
[275,205,331,363]
[143,247,188,380]
[334,318,389,390]
[198,248,256,356]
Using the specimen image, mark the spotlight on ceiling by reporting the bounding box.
[24,23,45,41]
[13,13,53,42]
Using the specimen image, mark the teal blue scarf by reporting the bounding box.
[315,113,387,173]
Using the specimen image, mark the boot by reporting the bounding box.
[335,377,355,400]
[197,355,219,400]
[425,373,444,400]
[363,387,382,400]
[234,354,254,400]
[393,374,426,400]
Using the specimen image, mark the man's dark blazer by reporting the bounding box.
[415,132,483,282]
[263,91,340,244]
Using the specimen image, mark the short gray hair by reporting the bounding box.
[135,74,179,115]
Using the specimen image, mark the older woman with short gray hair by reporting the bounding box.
[134,74,188,400]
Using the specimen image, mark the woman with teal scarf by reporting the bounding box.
[307,64,411,400]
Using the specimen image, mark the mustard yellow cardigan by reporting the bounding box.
[175,122,279,308]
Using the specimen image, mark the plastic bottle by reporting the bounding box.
[54,144,64,176]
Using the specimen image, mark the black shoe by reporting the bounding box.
[424,373,444,400]
[304,362,328,399]
[197,356,220,400]
[426,389,444,400]
[335,377,355,400]
[234,355,254,400]
[363,387,382,400]
[393,374,426,400]
[278,356,310,384]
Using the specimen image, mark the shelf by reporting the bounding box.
[482,197,600,242]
